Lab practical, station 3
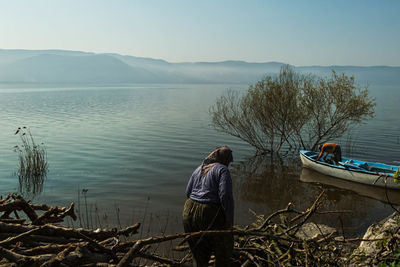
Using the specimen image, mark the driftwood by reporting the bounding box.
[0,191,392,266]
[109,190,360,266]
[0,194,141,266]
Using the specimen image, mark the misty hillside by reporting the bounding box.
[0,52,158,83]
[0,49,399,84]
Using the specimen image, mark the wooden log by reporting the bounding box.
[117,230,236,266]
[137,251,182,266]
[0,218,25,224]
[284,190,325,236]
[80,264,115,267]
[240,259,252,267]
[0,198,38,222]
[22,244,113,267]
[75,232,118,263]
[0,194,76,224]
[116,240,143,267]
[0,193,14,204]
[115,229,298,256]
[39,245,76,267]
[0,227,42,247]
[99,237,118,247]
[115,223,141,237]
[0,246,52,266]
[0,246,31,264]
[50,245,111,266]
[24,234,72,245]
[0,210,12,220]
[0,222,140,241]
[240,251,262,267]
[256,202,294,231]
[34,203,77,225]
[0,232,74,245]
[21,243,86,256]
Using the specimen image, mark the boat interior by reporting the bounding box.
[302,150,398,175]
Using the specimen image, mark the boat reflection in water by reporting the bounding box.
[300,167,400,206]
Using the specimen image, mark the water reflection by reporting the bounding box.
[233,155,398,236]
[13,127,48,199]
[300,167,400,206]
[232,154,316,222]
[18,173,45,199]
[233,154,305,202]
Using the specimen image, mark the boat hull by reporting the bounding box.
[300,150,400,190]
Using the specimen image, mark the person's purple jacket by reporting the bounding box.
[186,163,234,224]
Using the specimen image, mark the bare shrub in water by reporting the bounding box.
[210,65,376,153]
[299,70,376,150]
[14,127,48,195]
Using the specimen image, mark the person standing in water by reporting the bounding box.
[183,146,234,267]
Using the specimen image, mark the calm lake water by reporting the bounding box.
[0,82,399,236]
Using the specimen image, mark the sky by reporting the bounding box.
[0,0,399,66]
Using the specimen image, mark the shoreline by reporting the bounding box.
[0,191,398,266]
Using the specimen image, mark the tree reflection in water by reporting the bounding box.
[232,154,397,237]
[18,172,45,199]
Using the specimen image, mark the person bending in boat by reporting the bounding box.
[316,142,342,164]
[183,146,234,267]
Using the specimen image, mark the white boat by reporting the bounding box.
[300,150,400,190]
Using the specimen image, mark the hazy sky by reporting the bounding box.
[1,0,399,66]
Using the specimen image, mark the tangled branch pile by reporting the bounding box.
[0,191,393,266]
[230,191,354,266]
[0,193,141,266]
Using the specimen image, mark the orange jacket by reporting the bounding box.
[317,143,339,160]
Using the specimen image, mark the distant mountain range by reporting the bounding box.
[0,49,399,85]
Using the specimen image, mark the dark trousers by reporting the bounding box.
[334,145,342,163]
[182,198,233,267]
